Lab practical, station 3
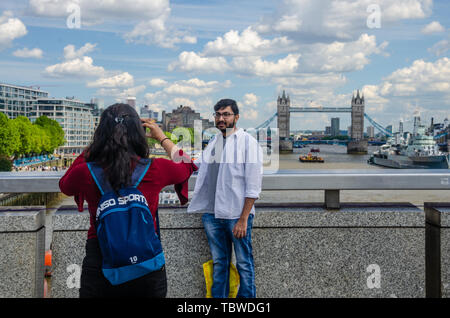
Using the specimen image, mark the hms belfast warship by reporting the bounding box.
[368,124,449,169]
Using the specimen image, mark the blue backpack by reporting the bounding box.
[87,158,165,286]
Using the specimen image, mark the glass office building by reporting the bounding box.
[0,83,49,118]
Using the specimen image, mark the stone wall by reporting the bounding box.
[51,203,427,298]
[0,206,45,298]
[425,202,450,298]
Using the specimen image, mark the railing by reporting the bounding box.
[1,169,450,208]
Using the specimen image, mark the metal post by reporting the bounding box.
[325,190,340,209]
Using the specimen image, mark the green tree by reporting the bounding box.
[0,156,12,172]
[0,112,20,157]
[164,131,178,143]
[34,116,65,152]
[11,116,34,158]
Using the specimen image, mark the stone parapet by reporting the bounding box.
[0,206,46,298]
[51,203,426,298]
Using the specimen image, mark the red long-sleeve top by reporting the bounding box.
[59,150,197,239]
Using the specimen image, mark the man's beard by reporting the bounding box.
[216,120,235,133]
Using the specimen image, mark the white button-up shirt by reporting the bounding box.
[187,128,263,219]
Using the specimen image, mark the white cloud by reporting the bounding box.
[241,108,259,120]
[145,91,164,101]
[428,38,449,56]
[13,47,43,59]
[169,24,385,78]
[203,27,293,57]
[169,97,196,107]
[255,0,433,42]
[163,78,231,96]
[421,21,445,34]
[144,78,232,112]
[300,34,389,72]
[231,54,301,76]
[354,57,450,123]
[63,43,97,60]
[170,51,302,77]
[28,0,196,48]
[44,56,105,78]
[149,78,169,87]
[28,0,170,23]
[238,93,260,120]
[273,73,347,88]
[381,57,450,96]
[142,103,165,113]
[87,72,134,88]
[273,14,302,32]
[122,85,146,98]
[96,85,146,102]
[243,93,258,106]
[44,43,105,78]
[361,85,389,112]
[0,11,27,49]
[168,51,229,73]
[124,14,197,48]
[381,0,432,20]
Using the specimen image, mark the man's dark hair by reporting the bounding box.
[214,98,239,115]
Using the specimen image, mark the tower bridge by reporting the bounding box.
[258,90,376,154]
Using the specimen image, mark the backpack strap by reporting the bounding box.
[131,158,152,188]
[87,158,152,194]
[86,162,114,195]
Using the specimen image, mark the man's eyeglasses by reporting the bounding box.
[213,112,235,119]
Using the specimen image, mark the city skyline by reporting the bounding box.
[0,0,449,133]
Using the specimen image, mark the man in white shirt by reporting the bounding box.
[188,99,263,298]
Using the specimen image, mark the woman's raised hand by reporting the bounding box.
[141,118,165,142]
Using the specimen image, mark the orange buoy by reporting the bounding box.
[45,250,52,267]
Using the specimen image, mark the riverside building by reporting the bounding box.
[0,83,49,118]
[29,98,100,155]
[0,83,101,156]
[162,105,215,131]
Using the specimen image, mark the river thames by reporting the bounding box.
[52,144,450,208]
[258,144,450,207]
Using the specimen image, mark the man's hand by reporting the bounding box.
[233,197,257,239]
[232,217,248,239]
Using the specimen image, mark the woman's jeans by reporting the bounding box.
[202,213,255,298]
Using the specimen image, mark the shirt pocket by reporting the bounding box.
[229,162,244,177]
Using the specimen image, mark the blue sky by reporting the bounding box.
[0,0,449,132]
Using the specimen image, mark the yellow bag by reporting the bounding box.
[203,260,240,298]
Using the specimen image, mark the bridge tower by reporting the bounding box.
[277,90,293,152]
[347,90,368,154]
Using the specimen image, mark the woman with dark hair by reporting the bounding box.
[59,103,197,298]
